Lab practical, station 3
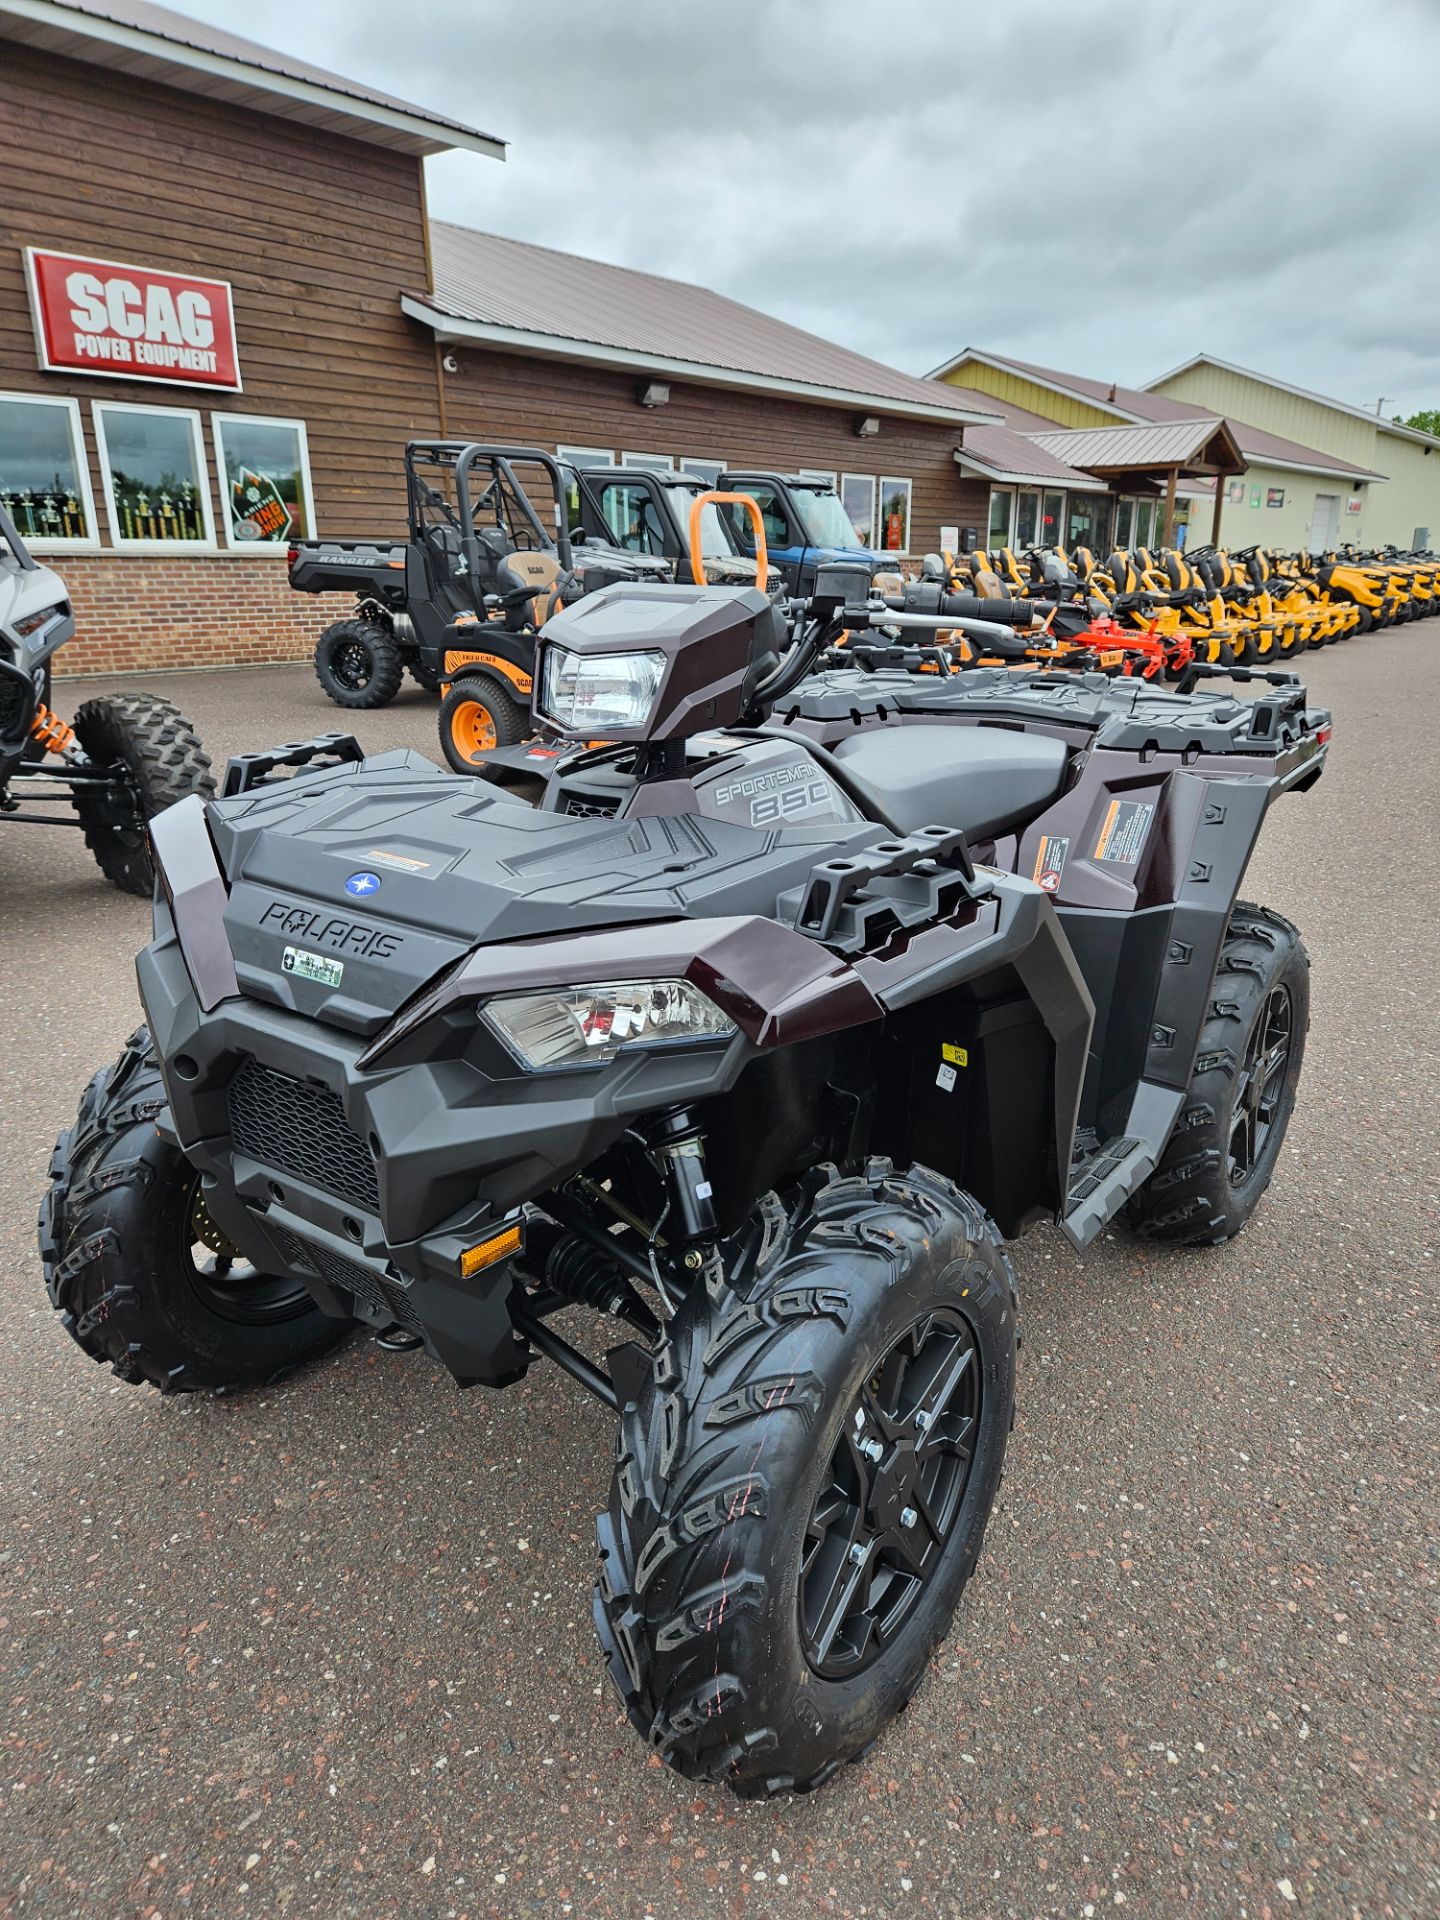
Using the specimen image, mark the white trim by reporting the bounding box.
[211,411,315,553]
[679,457,726,485]
[404,298,1000,426]
[954,448,1108,493]
[1143,353,1440,450]
[797,468,838,487]
[0,390,100,549]
[556,444,615,470]
[24,246,242,393]
[92,400,216,552]
[927,348,1142,423]
[0,0,506,160]
[621,451,674,472]
[1238,451,1384,484]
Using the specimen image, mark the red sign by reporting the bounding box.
[25,248,241,390]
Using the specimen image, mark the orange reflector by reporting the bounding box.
[459,1222,523,1278]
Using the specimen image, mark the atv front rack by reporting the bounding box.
[222,733,365,797]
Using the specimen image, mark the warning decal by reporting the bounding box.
[1093,798,1156,865]
[1032,833,1069,894]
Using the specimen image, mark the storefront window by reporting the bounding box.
[557,445,614,531]
[1041,490,1064,546]
[987,489,1013,549]
[92,401,214,548]
[1114,498,1135,549]
[1014,489,1040,548]
[841,473,876,545]
[0,393,98,547]
[680,458,724,488]
[1134,498,1155,549]
[212,413,313,549]
[1065,493,1108,554]
[621,451,674,472]
[878,477,912,552]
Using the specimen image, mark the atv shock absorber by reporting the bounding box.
[650,1108,718,1248]
[29,704,79,757]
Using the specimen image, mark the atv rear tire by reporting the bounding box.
[314,618,404,709]
[595,1161,1017,1797]
[70,692,214,894]
[438,675,527,774]
[39,1027,349,1393]
[408,657,444,693]
[1122,902,1309,1246]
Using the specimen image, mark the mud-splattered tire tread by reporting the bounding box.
[1122,902,1309,1247]
[69,693,214,894]
[40,1027,348,1393]
[594,1160,1017,1798]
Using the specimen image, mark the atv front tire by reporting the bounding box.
[40,1027,349,1392]
[70,692,214,894]
[314,618,404,709]
[438,675,527,774]
[595,1161,1017,1797]
[1123,902,1309,1246]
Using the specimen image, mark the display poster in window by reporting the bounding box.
[879,478,911,552]
[214,416,312,545]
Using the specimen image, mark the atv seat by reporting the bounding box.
[831,723,1069,841]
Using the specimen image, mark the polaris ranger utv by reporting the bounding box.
[0,505,212,892]
[717,471,904,592]
[41,564,1327,1794]
[288,443,667,710]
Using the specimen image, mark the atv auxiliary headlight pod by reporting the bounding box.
[538,645,665,734]
[481,979,736,1072]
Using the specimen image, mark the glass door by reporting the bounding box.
[1014,489,1040,548]
[1041,491,1065,548]
[1114,498,1135,549]
[987,488,1013,550]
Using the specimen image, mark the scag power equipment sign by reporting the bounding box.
[25,249,241,390]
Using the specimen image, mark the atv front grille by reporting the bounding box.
[268,1223,423,1337]
[0,667,33,744]
[227,1058,380,1213]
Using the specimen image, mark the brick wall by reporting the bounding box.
[52,554,317,676]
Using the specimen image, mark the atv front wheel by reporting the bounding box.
[1122,902,1309,1246]
[314,618,404,709]
[70,692,214,894]
[438,675,527,774]
[595,1161,1017,1797]
[40,1027,349,1392]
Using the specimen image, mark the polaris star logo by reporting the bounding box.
[345,870,381,898]
[259,902,402,960]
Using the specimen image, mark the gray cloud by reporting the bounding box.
[175,0,1440,416]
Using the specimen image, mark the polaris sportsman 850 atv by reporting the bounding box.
[41,564,1328,1794]
[1,504,212,891]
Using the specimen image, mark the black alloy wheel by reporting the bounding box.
[800,1309,980,1678]
[1227,984,1292,1186]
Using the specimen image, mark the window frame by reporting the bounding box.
[211,410,315,554]
[0,391,101,550]
[877,475,913,554]
[841,472,877,547]
[557,444,614,469]
[987,487,1015,550]
[620,450,674,473]
[679,457,725,487]
[92,399,216,552]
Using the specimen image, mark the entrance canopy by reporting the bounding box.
[1026,418,1246,542]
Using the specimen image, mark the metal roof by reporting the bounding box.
[1145,354,1440,449]
[405,225,1004,426]
[0,0,505,157]
[955,425,1106,490]
[1028,418,1247,475]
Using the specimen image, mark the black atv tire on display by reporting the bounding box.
[595,1161,1017,1798]
[438,675,528,774]
[1123,902,1309,1246]
[314,617,405,709]
[39,1027,349,1393]
[70,692,214,894]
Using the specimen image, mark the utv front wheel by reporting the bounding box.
[314,618,404,708]
[40,1028,349,1392]
[1123,902,1309,1246]
[595,1161,1017,1797]
[70,692,214,894]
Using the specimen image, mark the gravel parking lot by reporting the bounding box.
[2,639,1437,1920]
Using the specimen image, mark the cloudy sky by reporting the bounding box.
[177,0,1440,418]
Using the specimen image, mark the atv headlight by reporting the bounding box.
[481,979,736,1071]
[538,645,665,733]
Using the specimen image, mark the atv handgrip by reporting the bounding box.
[689,491,767,589]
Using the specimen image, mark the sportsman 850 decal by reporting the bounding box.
[712,760,838,827]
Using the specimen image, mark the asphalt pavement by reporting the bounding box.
[1,638,1436,1920]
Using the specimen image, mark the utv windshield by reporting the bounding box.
[662,485,735,559]
[793,486,867,549]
